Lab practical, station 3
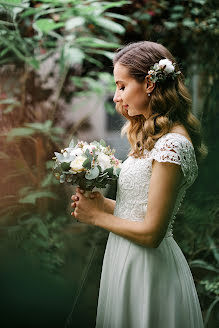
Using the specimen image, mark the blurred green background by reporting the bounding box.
[0,1,218,327]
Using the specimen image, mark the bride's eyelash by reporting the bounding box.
[120,87,125,90]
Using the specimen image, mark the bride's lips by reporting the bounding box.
[123,105,129,108]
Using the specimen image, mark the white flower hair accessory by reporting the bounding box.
[148,58,181,83]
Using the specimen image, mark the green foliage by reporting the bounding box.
[5,120,65,142]
[176,191,218,256]
[82,158,92,170]
[6,127,35,140]
[0,0,129,69]
[19,191,58,204]
[61,162,71,171]
[0,98,21,114]
[200,279,219,296]
[85,166,100,180]
[100,139,106,147]
[116,0,219,77]
[1,212,70,273]
[71,72,115,98]
[34,18,65,34]
[174,189,218,324]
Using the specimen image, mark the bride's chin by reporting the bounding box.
[128,112,136,117]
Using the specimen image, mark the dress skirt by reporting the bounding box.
[95,232,204,328]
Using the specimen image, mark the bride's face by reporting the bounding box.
[113,62,152,119]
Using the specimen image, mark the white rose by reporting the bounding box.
[83,145,96,153]
[63,150,69,158]
[70,148,83,157]
[158,59,174,73]
[97,153,111,171]
[70,155,86,173]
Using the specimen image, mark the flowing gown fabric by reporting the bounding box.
[95,133,204,328]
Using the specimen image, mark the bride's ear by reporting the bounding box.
[144,75,155,94]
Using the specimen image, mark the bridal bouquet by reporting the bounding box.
[52,139,122,194]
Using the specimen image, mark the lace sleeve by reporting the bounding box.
[151,133,198,188]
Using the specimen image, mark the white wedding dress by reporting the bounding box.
[95,133,204,328]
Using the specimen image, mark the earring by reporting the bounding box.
[148,93,151,97]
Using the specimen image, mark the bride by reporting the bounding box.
[71,41,206,328]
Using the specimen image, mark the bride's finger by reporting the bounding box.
[89,192,99,199]
[71,202,77,208]
[76,191,86,200]
[71,195,79,201]
[76,187,84,194]
[90,193,95,199]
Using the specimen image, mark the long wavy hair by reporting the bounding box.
[113,41,208,163]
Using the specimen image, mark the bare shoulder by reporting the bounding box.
[169,124,193,145]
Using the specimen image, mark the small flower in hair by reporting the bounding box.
[148,58,181,83]
[159,59,175,73]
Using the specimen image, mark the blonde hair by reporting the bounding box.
[113,41,208,164]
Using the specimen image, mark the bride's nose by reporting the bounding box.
[113,90,122,103]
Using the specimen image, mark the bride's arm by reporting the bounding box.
[103,198,116,214]
[94,160,183,248]
[73,160,183,248]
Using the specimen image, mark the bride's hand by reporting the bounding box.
[71,188,105,224]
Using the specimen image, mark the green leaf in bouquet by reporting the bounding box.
[61,162,70,171]
[60,174,65,183]
[82,158,91,169]
[69,138,75,148]
[78,179,93,191]
[61,169,72,174]
[97,171,108,183]
[85,149,93,160]
[85,167,99,180]
[76,171,86,178]
[95,182,107,188]
[115,167,121,176]
[104,167,114,177]
[71,174,77,184]
[86,180,94,187]
[97,164,102,172]
[100,139,106,147]
[71,175,78,184]
[107,179,117,186]
[97,177,108,184]
[66,177,73,183]
[98,171,108,178]
[90,140,99,147]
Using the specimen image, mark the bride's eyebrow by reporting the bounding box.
[115,80,125,84]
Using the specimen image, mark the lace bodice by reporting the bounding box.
[114,133,198,238]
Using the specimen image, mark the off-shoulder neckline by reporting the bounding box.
[162,132,194,148]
